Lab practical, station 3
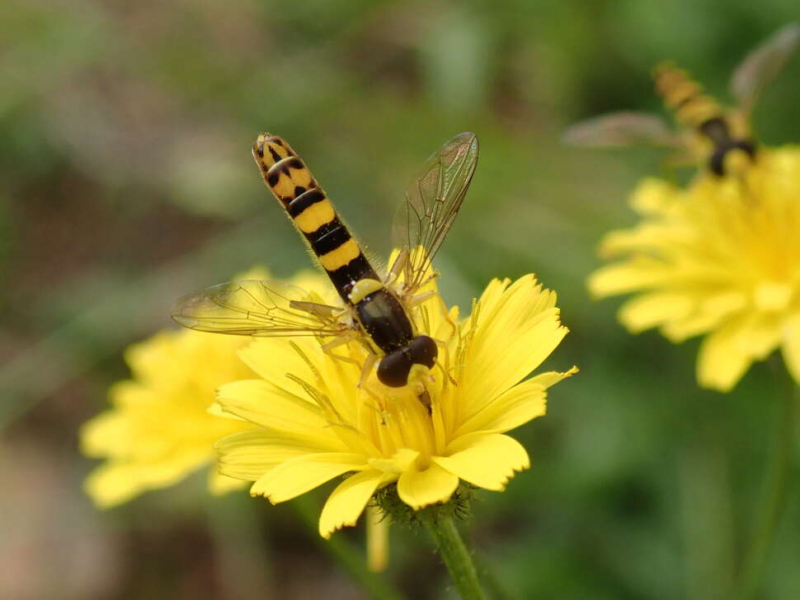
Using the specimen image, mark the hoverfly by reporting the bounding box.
[563,23,800,176]
[172,132,478,390]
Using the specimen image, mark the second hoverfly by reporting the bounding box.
[564,23,799,176]
[173,132,478,389]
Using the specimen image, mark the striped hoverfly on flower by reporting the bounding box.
[172,132,478,394]
[564,23,800,177]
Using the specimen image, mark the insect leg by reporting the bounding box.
[431,338,457,388]
[321,332,357,352]
[406,290,438,308]
[358,352,379,388]
[415,271,440,289]
[432,292,458,338]
[321,331,362,366]
[388,247,409,282]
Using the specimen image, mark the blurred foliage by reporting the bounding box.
[2,0,800,598]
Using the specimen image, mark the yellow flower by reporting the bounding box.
[80,268,328,508]
[589,146,800,391]
[80,329,256,507]
[215,270,575,538]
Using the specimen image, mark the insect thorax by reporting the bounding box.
[354,288,414,354]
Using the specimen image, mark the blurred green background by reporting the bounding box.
[2,0,800,598]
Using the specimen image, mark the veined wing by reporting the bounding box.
[563,112,681,148]
[730,23,800,118]
[171,280,348,337]
[391,132,479,295]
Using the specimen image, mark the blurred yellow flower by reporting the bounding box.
[215,272,575,538]
[80,329,256,507]
[589,147,800,391]
[80,268,329,508]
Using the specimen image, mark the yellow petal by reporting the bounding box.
[527,367,580,389]
[455,367,576,436]
[208,468,247,495]
[124,332,178,384]
[659,291,750,342]
[434,433,529,491]
[629,178,679,215]
[599,224,674,257]
[700,291,748,319]
[216,430,344,480]
[216,380,335,445]
[618,292,694,333]
[237,337,323,393]
[318,470,389,538]
[696,317,778,392]
[454,378,545,436]
[587,258,672,298]
[84,454,207,508]
[742,316,783,360]
[368,448,419,474]
[397,461,459,509]
[662,310,727,342]
[697,323,753,392]
[84,464,146,508]
[206,401,247,421]
[460,276,567,420]
[754,282,792,312]
[251,452,366,503]
[80,410,134,458]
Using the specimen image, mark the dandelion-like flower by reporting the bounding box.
[589,147,800,391]
[80,268,322,507]
[80,329,255,507]
[215,269,575,538]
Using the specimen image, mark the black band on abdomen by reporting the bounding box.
[310,223,351,256]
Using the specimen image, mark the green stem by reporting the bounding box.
[422,509,487,600]
[292,495,406,600]
[737,365,797,600]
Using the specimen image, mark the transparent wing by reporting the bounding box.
[562,112,681,148]
[730,23,800,117]
[391,132,479,294]
[171,280,348,337]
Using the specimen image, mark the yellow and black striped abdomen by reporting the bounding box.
[653,62,722,129]
[653,63,757,176]
[252,134,380,303]
[250,132,440,388]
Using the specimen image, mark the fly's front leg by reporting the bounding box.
[358,353,379,388]
[321,332,361,366]
[414,289,457,338]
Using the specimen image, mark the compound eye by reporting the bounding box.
[376,337,438,388]
[377,349,413,387]
[408,335,437,368]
